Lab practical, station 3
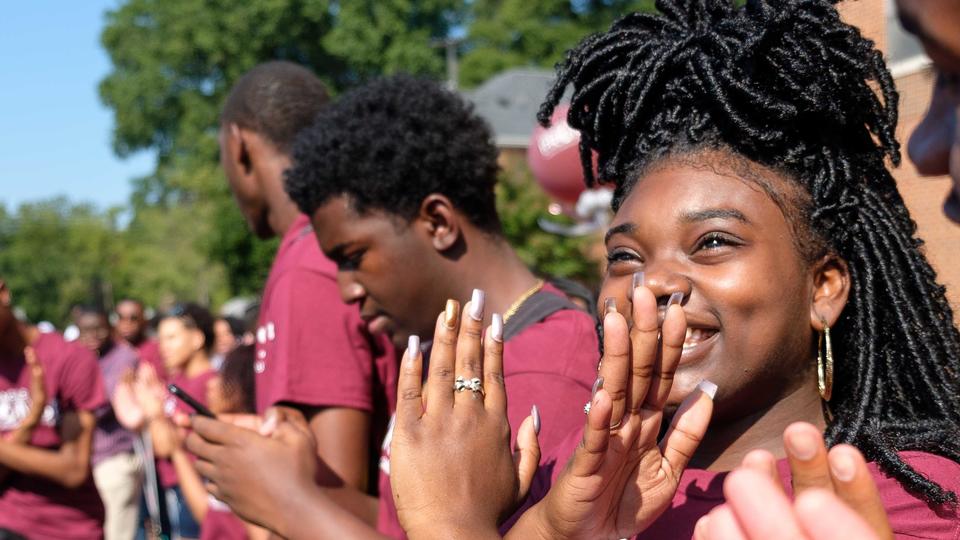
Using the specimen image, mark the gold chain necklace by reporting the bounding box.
[502,279,546,324]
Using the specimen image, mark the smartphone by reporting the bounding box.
[168,383,215,418]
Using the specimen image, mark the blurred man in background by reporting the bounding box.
[77,306,141,540]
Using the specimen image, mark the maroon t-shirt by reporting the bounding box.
[135,338,165,380]
[157,367,217,489]
[254,213,395,416]
[0,332,108,540]
[632,450,960,539]
[376,289,600,538]
[200,498,248,540]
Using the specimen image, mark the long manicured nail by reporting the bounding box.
[468,289,485,321]
[591,376,604,398]
[490,313,503,342]
[632,271,645,289]
[407,335,420,359]
[787,431,818,461]
[697,380,718,399]
[259,411,278,436]
[667,292,684,307]
[444,299,460,328]
[830,451,856,482]
[604,297,617,314]
[532,405,541,435]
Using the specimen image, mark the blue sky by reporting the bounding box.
[0,1,154,212]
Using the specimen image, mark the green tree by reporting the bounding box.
[0,198,121,324]
[458,0,655,88]
[497,168,602,288]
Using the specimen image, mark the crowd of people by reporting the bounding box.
[0,0,958,538]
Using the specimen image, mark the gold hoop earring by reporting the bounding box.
[817,319,834,401]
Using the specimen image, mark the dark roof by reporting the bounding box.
[462,68,558,148]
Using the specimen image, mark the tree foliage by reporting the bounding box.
[458,0,656,87]
[0,199,120,323]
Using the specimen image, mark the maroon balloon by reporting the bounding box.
[527,104,588,203]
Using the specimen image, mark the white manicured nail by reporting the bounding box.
[490,313,503,342]
[407,335,420,358]
[698,379,718,399]
[469,289,485,321]
[532,405,541,435]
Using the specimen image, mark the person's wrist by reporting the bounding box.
[276,479,327,539]
[527,499,572,540]
[405,519,501,540]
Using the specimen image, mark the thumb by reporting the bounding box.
[514,405,542,501]
[270,418,313,448]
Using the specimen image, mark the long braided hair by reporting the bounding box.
[541,0,960,504]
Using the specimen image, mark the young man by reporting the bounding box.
[77,306,142,540]
[186,75,600,539]
[217,60,395,493]
[0,280,107,540]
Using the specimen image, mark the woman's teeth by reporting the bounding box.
[683,327,716,349]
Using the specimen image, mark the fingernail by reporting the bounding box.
[830,452,856,482]
[407,335,420,359]
[491,313,503,342]
[532,405,541,435]
[591,376,604,398]
[604,297,617,314]
[468,289,485,321]
[788,431,818,461]
[632,271,645,289]
[667,292,684,307]
[444,299,459,328]
[259,412,278,437]
[697,380,718,400]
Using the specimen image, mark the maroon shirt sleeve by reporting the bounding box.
[59,342,107,413]
[259,268,375,412]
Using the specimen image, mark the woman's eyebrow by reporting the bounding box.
[679,208,751,224]
[604,222,637,245]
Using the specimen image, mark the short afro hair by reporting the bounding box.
[285,74,501,233]
[220,61,330,153]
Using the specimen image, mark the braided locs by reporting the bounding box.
[542,0,960,504]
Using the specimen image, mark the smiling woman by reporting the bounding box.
[387,0,960,539]
[536,0,960,502]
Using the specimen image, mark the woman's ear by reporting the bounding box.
[418,194,462,252]
[810,254,851,330]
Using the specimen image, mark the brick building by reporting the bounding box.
[840,0,960,311]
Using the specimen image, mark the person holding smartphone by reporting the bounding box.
[137,303,218,540]
[152,345,266,540]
